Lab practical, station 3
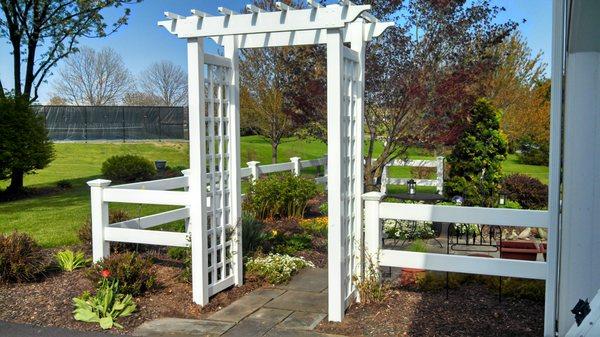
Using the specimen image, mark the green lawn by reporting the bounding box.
[0,137,549,247]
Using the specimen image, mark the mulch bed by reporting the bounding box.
[317,283,543,336]
[0,252,266,334]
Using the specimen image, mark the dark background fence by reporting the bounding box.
[34,105,189,141]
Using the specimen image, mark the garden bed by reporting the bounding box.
[317,282,543,336]
[0,250,266,334]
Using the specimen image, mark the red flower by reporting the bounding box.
[100,269,111,278]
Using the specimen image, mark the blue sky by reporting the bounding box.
[0,0,552,103]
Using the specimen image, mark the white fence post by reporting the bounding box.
[380,165,388,194]
[362,192,384,281]
[87,179,111,262]
[436,156,444,195]
[290,156,301,176]
[247,161,260,182]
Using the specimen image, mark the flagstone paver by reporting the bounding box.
[134,318,234,336]
[278,311,328,330]
[207,294,272,323]
[264,290,328,313]
[278,268,328,292]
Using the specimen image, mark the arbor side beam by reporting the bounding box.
[158,4,371,38]
[209,22,393,48]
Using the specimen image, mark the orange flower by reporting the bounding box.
[100,269,111,278]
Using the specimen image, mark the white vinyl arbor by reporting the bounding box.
[157,2,393,321]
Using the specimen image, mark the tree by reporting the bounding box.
[52,47,133,105]
[240,86,294,163]
[0,96,54,193]
[444,99,508,207]
[239,0,327,162]
[485,32,549,147]
[361,0,516,191]
[0,0,140,102]
[138,61,187,106]
[48,95,67,105]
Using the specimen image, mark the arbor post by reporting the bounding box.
[87,179,111,262]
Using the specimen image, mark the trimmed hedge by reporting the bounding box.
[101,154,156,183]
[501,173,548,210]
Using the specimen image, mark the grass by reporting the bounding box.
[0,137,549,247]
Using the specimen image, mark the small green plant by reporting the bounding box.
[56,179,73,189]
[383,220,434,240]
[244,172,318,220]
[167,247,188,260]
[101,154,156,183]
[407,239,428,253]
[73,276,136,330]
[55,249,90,272]
[273,233,312,255]
[299,216,328,237]
[246,253,314,284]
[0,232,50,283]
[89,252,156,296]
[318,202,328,215]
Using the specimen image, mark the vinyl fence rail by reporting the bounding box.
[380,156,444,195]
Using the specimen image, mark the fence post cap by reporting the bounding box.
[290,156,300,161]
[437,156,445,160]
[362,191,385,201]
[181,169,191,176]
[247,161,260,166]
[87,179,112,188]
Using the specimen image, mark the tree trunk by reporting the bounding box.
[271,142,278,164]
[7,169,24,194]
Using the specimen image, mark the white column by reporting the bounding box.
[327,27,345,322]
[558,52,600,335]
[545,0,565,335]
[187,37,209,305]
[350,20,366,304]
[362,192,384,281]
[87,179,111,262]
[290,157,301,176]
[247,161,260,182]
[436,156,444,195]
[224,36,243,286]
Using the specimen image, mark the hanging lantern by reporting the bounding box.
[407,179,416,195]
[499,194,506,206]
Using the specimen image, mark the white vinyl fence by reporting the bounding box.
[380,156,444,195]
[362,191,551,281]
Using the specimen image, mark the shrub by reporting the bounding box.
[79,209,131,246]
[273,233,312,255]
[73,278,136,329]
[244,173,318,220]
[407,239,428,253]
[101,154,156,183]
[0,232,50,283]
[167,247,188,261]
[501,173,548,209]
[56,179,73,189]
[242,214,267,257]
[517,138,549,166]
[56,249,90,272]
[410,166,435,179]
[90,252,156,296]
[484,276,545,302]
[383,220,434,240]
[445,99,508,206]
[246,253,314,284]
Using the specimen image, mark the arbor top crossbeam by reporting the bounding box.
[158,2,393,46]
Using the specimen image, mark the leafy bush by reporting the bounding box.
[244,173,318,220]
[56,179,73,189]
[445,99,508,206]
[0,232,50,283]
[242,214,267,257]
[56,249,90,272]
[79,209,131,246]
[246,253,314,284]
[273,233,312,255]
[484,276,545,302]
[517,138,549,166]
[90,252,156,296]
[501,173,548,209]
[73,278,136,329]
[299,216,328,237]
[167,247,188,261]
[101,154,156,183]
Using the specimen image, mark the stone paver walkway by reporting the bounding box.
[134,268,342,337]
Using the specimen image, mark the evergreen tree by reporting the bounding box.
[445,99,508,207]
